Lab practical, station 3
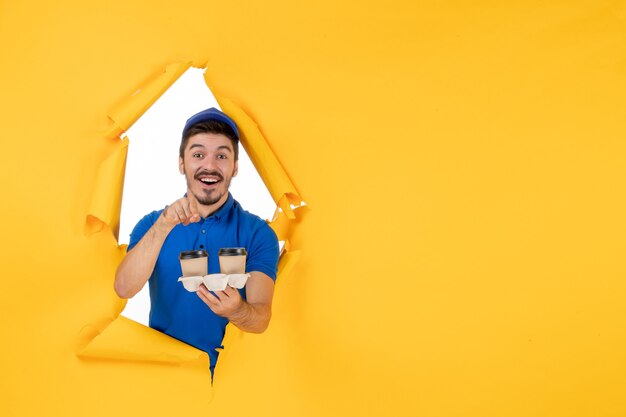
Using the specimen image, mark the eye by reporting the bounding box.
[217,154,227,160]
[193,152,204,159]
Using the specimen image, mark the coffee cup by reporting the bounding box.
[179,250,209,277]
[218,248,247,274]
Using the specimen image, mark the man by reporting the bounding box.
[114,108,279,375]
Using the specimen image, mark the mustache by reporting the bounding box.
[194,170,224,181]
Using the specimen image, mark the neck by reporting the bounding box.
[195,192,230,218]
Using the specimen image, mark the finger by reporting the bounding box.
[223,286,238,297]
[198,285,221,305]
[212,290,227,300]
[186,205,200,223]
[199,284,222,302]
[173,205,188,224]
[187,192,200,216]
[180,202,192,226]
[180,199,193,222]
[183,194,200,223]
[165,206,181,225]
[197,290,219,309]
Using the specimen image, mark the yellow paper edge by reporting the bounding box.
[76,316,210,367]
[86,62,194,240]
[108,62,191,133]
[79,64,304,372]
[84,137,129,240]
[213,94,302,208]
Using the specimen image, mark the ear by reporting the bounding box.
[233,160,239,177]
[179,156,184,175]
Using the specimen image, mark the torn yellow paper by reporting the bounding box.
[85,137,129,239]
[275,249,300,285]
[270,205,306,258]
[76,316,210,366]
[269,208,292,241]
[79,66,304,371]
[3,2,626,416]
[214,95,302,208]
[106,62,191,136]
[87,62,194,238]
[212,323,243,379]
[278,194,297,219]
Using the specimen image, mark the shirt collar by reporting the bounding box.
[206,192,234,220]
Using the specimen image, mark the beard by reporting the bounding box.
[194,191,223,206]
[192,181,230,205]
[186,168,234,206]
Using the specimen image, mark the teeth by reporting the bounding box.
[200,178,218,183]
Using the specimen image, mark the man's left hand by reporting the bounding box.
[196,284,244,318]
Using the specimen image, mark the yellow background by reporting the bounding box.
[1,1,626,416]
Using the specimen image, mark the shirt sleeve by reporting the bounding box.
[245,222,280,280]
[127,211,161,252]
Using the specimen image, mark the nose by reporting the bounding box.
[199,155,219,171]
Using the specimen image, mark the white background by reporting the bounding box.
[118,68,276,325]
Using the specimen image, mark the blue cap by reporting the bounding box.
[182,107,240,139]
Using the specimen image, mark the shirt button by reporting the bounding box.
[201,230,206,234]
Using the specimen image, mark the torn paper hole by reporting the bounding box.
[118,67,276,326]
[79,62,304,372]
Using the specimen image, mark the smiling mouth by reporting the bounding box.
[196,173,223,188]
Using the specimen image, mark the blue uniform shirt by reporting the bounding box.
[127,193,279,373]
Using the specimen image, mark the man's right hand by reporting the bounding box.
[116,193,203,299]
[157,194,201,231]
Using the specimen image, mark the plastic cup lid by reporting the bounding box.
[179,250,209,260]
[218,248,247,256]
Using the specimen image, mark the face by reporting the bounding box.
[179,132,238,207]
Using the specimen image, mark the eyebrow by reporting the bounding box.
[188,144,233,153]
[216,145,233,153]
